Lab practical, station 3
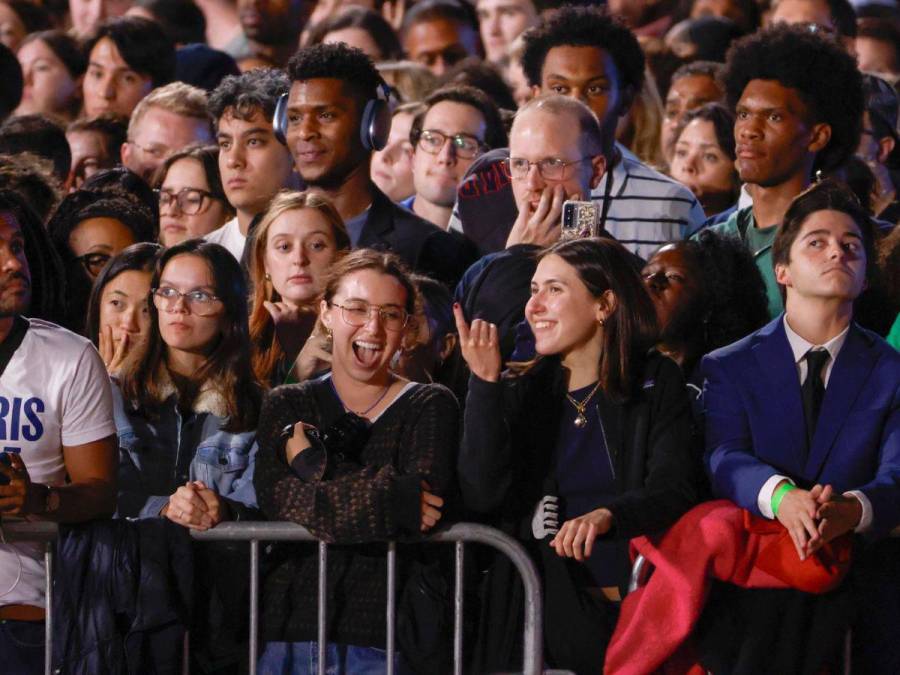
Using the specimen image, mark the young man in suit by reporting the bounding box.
[702,179,899,669]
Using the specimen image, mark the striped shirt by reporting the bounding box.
[592,145,705,260]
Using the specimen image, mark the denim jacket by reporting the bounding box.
[112,378,259,520]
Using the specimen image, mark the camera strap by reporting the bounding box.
[598,155,616,234]
[0,316,29,381]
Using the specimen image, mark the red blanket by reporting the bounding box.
[605,500,852,675]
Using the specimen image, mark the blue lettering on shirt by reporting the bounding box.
[0,396,45,442]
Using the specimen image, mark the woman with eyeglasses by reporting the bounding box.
[642,230,768,389]
[85,242,162,375]
[254,249,457,673]
[455,238,700,673]
[112,239,261,671]
[114,238,261,525]
[46,187,157,334]
[248,191,350,387]
[153,145,235,247]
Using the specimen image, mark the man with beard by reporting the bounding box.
[0,191,117,672]
[282,43,477,287]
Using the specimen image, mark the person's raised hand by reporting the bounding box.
[164,482,214,530]
[420,480,443,532]
[264,301,318,362]
[506,185,569,248]
[381,0,408,31]
[99,325,133,376]
[453,303,500,382]
[292,323,333,382]
[550,507,614,561]
[774,483,822,561]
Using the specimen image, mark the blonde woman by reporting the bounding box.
[248,191,351,386]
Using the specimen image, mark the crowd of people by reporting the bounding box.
[0,0,898,673]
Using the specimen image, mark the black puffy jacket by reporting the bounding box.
[53,518,192,675]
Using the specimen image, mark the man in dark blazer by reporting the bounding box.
[281,42,477,288]
[702,179,900,669]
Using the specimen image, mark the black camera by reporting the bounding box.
[307,412,372,464]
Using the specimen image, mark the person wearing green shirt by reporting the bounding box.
[700,24,863,318]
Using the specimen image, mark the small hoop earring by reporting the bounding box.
[264,272,271,281]
[599,318,605,326]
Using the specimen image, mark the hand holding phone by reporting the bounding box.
[561,200,602,240]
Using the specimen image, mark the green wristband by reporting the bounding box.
[771,483,796,517]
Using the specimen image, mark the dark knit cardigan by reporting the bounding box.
[253,377,459,647]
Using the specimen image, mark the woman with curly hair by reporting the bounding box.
[642,229,770,408]
[46,187,157,333]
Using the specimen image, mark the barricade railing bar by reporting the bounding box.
[5,520,542,675]
[189,521,544,675]
[2,520,57,675]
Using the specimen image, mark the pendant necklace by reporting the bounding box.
[566,380,601,428]
[330,377,392,417]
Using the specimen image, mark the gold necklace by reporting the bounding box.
[566,380,602,428]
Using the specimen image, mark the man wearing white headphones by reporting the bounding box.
[278,42,477,288]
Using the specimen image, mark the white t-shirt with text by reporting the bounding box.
[0,319,115,607]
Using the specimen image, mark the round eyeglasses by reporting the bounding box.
[152,287,222,315]
[330,302,409,332]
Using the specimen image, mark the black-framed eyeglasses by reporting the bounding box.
[76,252,111,277]
[152,286,222,314]
[156,188,219,215]
[417,129,486,159]
[506,156,592,181]
[330,301,409,332]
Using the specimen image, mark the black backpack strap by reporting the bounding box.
[0,316,29,380]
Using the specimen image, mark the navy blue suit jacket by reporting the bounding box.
[702,317,900,538]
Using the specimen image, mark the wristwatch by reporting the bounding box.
[33,484,60,516]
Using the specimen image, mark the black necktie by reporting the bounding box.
[801,349,829,448]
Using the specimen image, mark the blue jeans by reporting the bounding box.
[258,641,406,675]
[0,620,44,674]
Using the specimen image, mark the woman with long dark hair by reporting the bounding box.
[114,239,261,525]
[455,237,699,674]
[85,241,161,375]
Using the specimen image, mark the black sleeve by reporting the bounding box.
[458,373,516,514]
[602,358,700,539]
[254,384,458,542]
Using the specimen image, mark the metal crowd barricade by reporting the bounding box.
[2,520,57,675]
[190,521,543,675]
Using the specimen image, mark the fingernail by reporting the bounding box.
[453,303,459,309]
